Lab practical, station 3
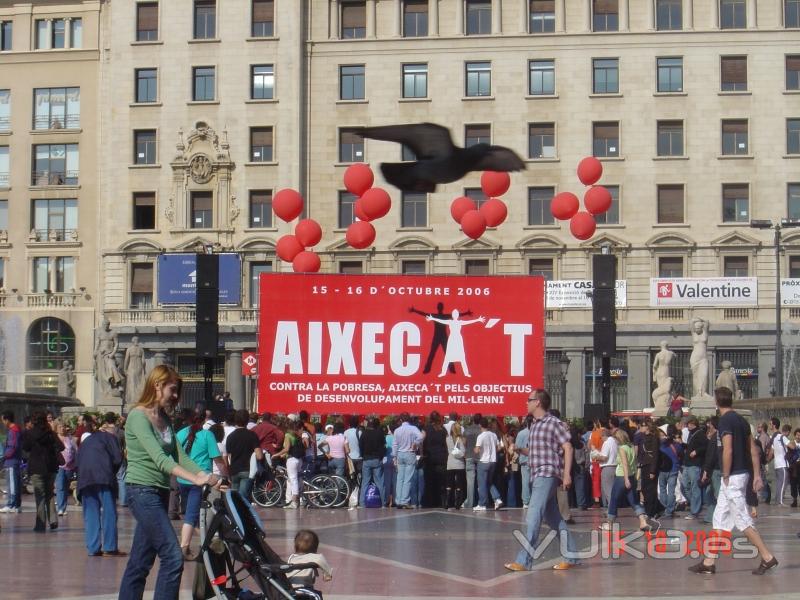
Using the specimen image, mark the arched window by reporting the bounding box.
[27,317,75,370]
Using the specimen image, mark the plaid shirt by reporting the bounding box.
[528,413,570,480]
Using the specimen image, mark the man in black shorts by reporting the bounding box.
[688,387,778,576]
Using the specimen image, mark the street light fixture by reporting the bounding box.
[750,218,800,397]
[558,355,570,416]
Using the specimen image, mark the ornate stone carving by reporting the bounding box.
[190,154,213,184]
[164,197,175,224]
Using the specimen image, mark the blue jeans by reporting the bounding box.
[409,464,424,507]
[119,484,184,600]
[682,466,702,516]
[514,477,578,569]
[506,471,518,508]
[81,484,118,554]
[520,461,531,506]
[55,468,74,513]
[704,470,721,523]
[464,458,477,508]
[395,451,416,506]
[4,465,21,508]
[117,463,128,506]
[178,484,202,527]
[573,468,588,509]
[476,462,500,507]
[232,472,252,502]
[383,458,396,502]
[607,476,645,519]
[360,458,386,506]
[329,457,346,477]
[658,471,678,516]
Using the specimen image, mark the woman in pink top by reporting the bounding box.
[321,422,350,477]
[55,420,77,516]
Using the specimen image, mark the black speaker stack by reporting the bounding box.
[196,253,220,414]
[592,253,617,414]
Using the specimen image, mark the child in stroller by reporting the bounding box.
[198,486,328,599]
[287,531,332,592]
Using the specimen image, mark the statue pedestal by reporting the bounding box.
[689,393,716,417]
[651,406,669,418]
[96,390,125,414]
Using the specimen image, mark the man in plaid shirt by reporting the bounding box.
[505,389,578,571]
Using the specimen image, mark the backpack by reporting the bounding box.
[780,436,799,466]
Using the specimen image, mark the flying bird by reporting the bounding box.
[355,122,525,193]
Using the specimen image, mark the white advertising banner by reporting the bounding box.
[781,279,800,306]
[650,277,758,307]
[546,280,627,308]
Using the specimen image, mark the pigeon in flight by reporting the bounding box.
[355,122,525,193]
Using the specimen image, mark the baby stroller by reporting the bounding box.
[198,486,324,600]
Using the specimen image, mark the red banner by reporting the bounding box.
[257,274,545,416]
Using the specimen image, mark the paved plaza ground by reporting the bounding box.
[1,498,798,600]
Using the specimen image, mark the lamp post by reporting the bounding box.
[750,218,800,397]
[768,366,776,397]
[558,355,571,416]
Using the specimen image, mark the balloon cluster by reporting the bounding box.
[550,157,612,241]
[273,189,323,273]
[450,171,510,240]
[343,164,391,250]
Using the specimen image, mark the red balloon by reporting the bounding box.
[570,211,597,240]
[344,163,374,196]
[480,198,508,227]
[550,192,580,220]
[346,221,376,249]
[273,188,304,222]
[354,198,371,222]
[360,187,391,220]
[292,251,321,273]
[460,210,487,240]
[480,171,511,197]
[295,219,322,247]
[276,234,304,262]
[584,186,612,215]
[577,157,603,186]
[450,196,477,224]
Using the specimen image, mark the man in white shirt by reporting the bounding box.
[595,427,618,510]
[474,418,503,511]
[443,412,458,435]
[769,419,797,506]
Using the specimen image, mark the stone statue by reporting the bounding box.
[94,318,124,399]
[651,340,674,414]
[715,360,742,401]
[124,336,146,407]
[57,360,76,398]
[690,317,709,398]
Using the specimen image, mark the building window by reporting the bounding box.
[136,2,159,41]
[404,0,428,37]
[341,1,366,38]
[0,20,11,50]
[593,0,619,31]
[35,19,47,49]
[528,186,555,226]
[465,187,487,209]
[721,56,747,91]
[720,0,746,28]
[250,65,274,100]
[656,57,683,92]
[71,19,82,47]
[339,261,363,274]
[401,192,427,228]
[465,62,491,97]
[193,66,215,101]
[134,129,157,165]
[33,88,80,130]
[790,255,800,277]
[656,0,682,30]
[465,259,490,275]
[135,69,157,103]
[52,19,66,48]
[339,128,364,162]
[190,191,213,228]
[657,184,684,223]
[130,263,154,308]
[788,0,800,27]
[723,255,748,277]
[27,318,75,370]
[133,192,156,229]
[595,185,620,224]
[340,65,365,100]
[465,124,490,147]
[722,119,748,155]
[249,190,272,228]
[32,198,77,241]
[0,89,8,130]
[338,191,356,227]
[32,144,79,186]
[788,183,800,219]
[526,61,555,97]
[33,257,75,293]
[252,0,274,37]
[0,200,6,232]
[466,0,492,35]
[249,261,272,307]
[593,122,619,157]
[194,0,216,39]
[530,0,555,33]
[659,256,684,278]
[403,63,428,98]
[250,127,273,162]
[0,256,4,289]
[593,58,619,94]
[529,123,555,158]
[657,120,684,156]
[788,55,800,90]
[529,258,554,280]
[788,119,800,154]
[722,183,749,222]
[401,260,426,274]
[0,146,7,186]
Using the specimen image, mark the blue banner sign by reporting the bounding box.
[157,253,241,305]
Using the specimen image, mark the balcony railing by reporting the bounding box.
[0,116,9,130]
[107,308,259,325]
[29,228,79,242]
[33,115,80,130]
[0,172,8,186]
[27,292,80,308]
[31,170,79,186]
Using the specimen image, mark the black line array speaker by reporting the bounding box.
[196,254,219,358]
[583,403,610,423]
[592,254,617,358]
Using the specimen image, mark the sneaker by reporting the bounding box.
[284,502,298,509]
[504,562,527,572]
[494,499,504,510]
[473,505,486,512]
[688,561,716,574]
[684,514,697,520]
[522,504,528,510]
[0,506,13,513]
[553,562,576,570]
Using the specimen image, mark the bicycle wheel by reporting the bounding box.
[305,475,339,508]
[329,475,351,508]
[251,475,284,508]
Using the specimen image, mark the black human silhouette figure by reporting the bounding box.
[409,302,472,374]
